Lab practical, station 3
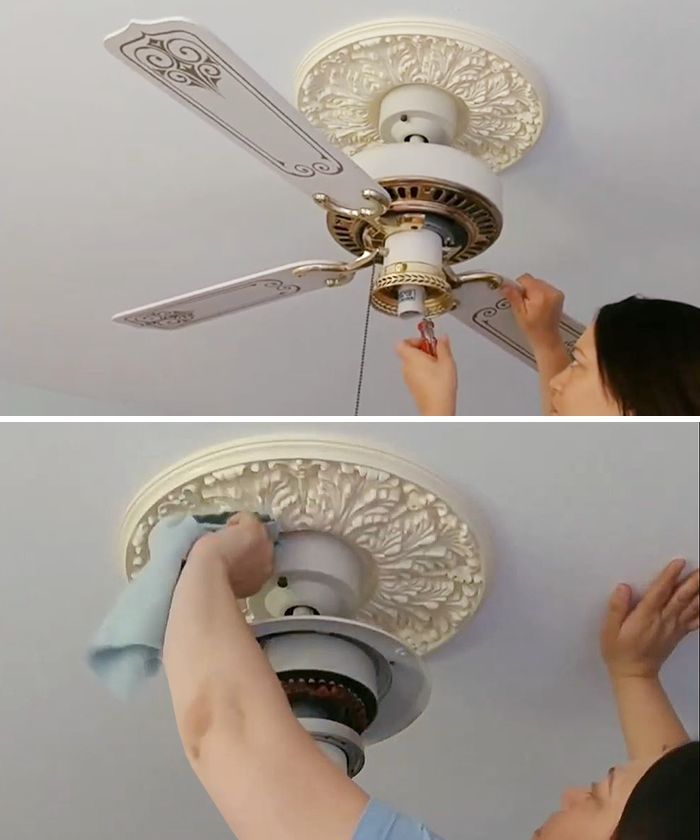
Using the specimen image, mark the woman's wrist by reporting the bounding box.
[608,665,660,683]
[186,540,234,587]
[421,398,456,416]
[529,329,567,357]
[188,535,221,564]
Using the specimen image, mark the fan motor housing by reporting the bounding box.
[327,143,503,265]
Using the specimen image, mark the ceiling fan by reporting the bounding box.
[104,17,584,371]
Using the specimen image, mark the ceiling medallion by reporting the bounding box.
[119,436,490,654]
[296,19,548,172]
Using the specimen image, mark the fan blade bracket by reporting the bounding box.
[293,249,381,287]
[444,267,504,292]
[292,262,356,288]
[312,189,392,230]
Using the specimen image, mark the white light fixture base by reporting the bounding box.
[296,19,548,172]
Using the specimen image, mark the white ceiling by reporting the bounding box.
[2,1,699,415]
[0,422,697,839]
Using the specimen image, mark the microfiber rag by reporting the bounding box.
[86,512,279,701]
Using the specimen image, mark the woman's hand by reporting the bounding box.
[502,274,565,350]
[191,512,275,598]
[395,335,457,415]
[601,558,700,680]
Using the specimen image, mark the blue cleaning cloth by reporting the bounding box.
[353,800,447,840]
[87,513,279,701]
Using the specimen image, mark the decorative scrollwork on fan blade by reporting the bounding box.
[118,27,345,179]
[124,310,195,329]
[472,298,535,363]
[134,36,223,93]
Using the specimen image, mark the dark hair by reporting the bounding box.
[595,297,700,415]
[613,740,699,839]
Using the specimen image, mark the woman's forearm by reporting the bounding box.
[531,335,571,414]
[162,548,293,756]
[610,674,691,761]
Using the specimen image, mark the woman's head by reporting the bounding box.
[549,297,700,416]
[533,741,699,840]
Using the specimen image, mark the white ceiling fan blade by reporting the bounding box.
[449,276,585,369]
[113,261,345,330]
[104,18,388,209]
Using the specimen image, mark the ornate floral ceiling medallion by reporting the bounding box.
[296,20,548,172]
[119,437,490,654]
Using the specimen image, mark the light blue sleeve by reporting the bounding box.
[353,799,447,840]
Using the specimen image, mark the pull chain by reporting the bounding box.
[354,261,377,416]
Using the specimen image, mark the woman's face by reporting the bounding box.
[549,325,622,416]
[532,752,659,840]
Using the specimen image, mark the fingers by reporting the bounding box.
[395,339,430,360]
[226,511,261,531]
[396,335,454,366]
[396,337,452,363]
[514,273,539,294]
[677,570,700,628]
[436,336,454,361]
[514,273,564,301]
[679,597,700,628]
[636,559,687,617]
[503,284,526,316]
[663,568,700,621]
[603,583,632,635]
